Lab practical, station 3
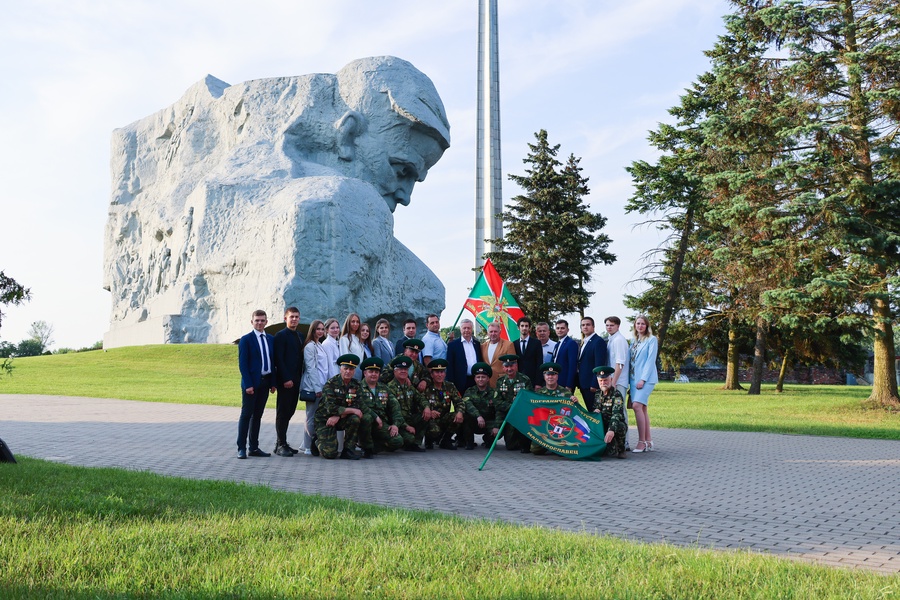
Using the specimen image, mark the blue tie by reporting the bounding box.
[260,333,269,373]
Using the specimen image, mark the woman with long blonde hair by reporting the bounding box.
[629,315,659,453]
[339,312,364,379]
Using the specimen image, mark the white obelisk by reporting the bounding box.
[475,0,502,267]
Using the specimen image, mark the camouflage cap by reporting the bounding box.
[360,356,384,371]
[471,362,492,377]
[592,365,615,378]
[337,353,361,368]
[391,355,413,370]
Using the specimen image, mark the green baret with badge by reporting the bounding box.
[357,357,405,457]
[420,359,465,449]
[593,365,628,459]
[314,353,371,460]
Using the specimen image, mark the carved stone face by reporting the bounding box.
[349,117,445,212]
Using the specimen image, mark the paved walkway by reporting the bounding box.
[2,394,898,574]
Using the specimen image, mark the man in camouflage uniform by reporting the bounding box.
[495,353,533,452]
[593,365,628,459]
[380,339,432,392]
[314,353,369,460]
[530,362,578,455]
[386,355,427,452]
[420,358,465,449]
[357,357,404,457]
[460,362,500,450]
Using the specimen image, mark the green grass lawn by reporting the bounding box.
[2,345,898,438]
[1,458,895,599]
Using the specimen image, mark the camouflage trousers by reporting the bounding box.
[501,423,529,451]
[363,419,404,452]
[314,412,372,459]
[603,423,628,457]
[423,412,460,443]
[399,415,425,447]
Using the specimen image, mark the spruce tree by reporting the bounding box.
[485,130,615,324]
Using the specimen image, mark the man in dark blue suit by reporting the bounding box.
[576,316,608,412]
[552,319,578,392]
[237,309,277,459]
[446,318,483,392]
[273,306,305,457]
[394,319,418,358]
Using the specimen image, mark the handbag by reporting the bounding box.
[626,391,633,410]
[299,389,317,403]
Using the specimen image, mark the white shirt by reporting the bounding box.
[541,339,557,363]
[461,337,478,374]
[256,331,271,375]
[578,333,595,358]
[607,330,630,386]
[488,341,500,363]
[322,336,341,378]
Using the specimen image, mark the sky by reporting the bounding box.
[0,0,731,350]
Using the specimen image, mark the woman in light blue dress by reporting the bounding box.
[629,315,658,453]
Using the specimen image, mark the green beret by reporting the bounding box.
[391,355,413,370]
[471,362,492,377]
[593,365,615,378]
[360,356,384,371]
[499,354,519,365]
[428,358,448,370]
[403,338,425,351]
[540,362,562,374]
[337,353,360,368]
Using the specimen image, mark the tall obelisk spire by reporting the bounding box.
[475,0,502,267]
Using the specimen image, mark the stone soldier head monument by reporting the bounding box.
[103,56,450,347]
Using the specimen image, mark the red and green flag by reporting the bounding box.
[462,259,525,341]
[506,390,607,461]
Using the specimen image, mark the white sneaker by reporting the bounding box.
[304,448,312,455]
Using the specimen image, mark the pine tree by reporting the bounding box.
[485,130,615,324]
[728,0,900,407]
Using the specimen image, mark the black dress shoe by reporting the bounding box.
[340,448,360,460]
[520,447,532,454]
[439,439,457,450]
[248,449,271,457]
[310,442,320,457]
[403,443,425,453]
[362,449,375,459]
[284,444,300,454]
[424,441,434,450]
[237,449,247,459]
[275,445,294,457]
[465,440,475,450]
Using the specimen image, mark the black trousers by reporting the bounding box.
[275,384,300,446]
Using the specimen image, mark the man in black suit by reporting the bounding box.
[394,318,418,357]
[446,318,483,392]
[514,317,542,386]
[273,306,305,457]
[576,316,608,412]
[237,309,277,459]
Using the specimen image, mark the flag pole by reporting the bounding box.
[477,392,523,471]
[449,303,467,333]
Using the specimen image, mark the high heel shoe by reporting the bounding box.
[632,440,647,453]
[646,441,654,452]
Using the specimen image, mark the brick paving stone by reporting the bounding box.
[2,393,899,574]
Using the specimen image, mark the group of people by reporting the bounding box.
[235,308,659,460]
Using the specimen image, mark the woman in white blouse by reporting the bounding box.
[339,313,364,379]
[300,320,328,455]
[321,318,342,379]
